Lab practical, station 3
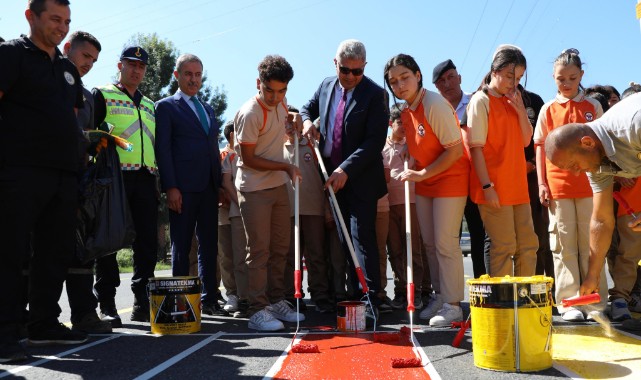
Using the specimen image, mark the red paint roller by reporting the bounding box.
[451,319,471,348]
[291,132,320,354]
[560,293,601,308]
[390,160,423,368]
[312,140,375,325]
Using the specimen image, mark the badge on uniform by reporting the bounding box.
[585,112,594,122]
[417,124,425,137]
[64,71,75,85]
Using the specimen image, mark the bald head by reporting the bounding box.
[545,123,603,174]
[545,123,588,158]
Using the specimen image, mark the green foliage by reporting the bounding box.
[116,248,171,273]
[126,33,178,101]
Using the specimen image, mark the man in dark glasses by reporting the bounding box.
[300,39,389,324]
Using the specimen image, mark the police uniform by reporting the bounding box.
[0,36,83,338]
[92,47,158,322]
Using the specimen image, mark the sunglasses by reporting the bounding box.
[338,66,365,76]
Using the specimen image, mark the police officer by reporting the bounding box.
[92,46,158,326]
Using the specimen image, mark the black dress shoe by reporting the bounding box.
[99,301,122,328]
[315,299,336,314]
[202,302,228,316]
[130,306,150,322]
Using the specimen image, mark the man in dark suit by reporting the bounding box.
[155,53,225,315]
[300,39,389,318]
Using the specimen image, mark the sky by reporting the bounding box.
[1,0,640,124]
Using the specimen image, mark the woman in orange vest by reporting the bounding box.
[466,46,538,277]
[535,49,606,321]
[384,54,469,327]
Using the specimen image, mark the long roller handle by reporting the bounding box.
[312,140,369,294]
[294,133,302,299]
[404,159,415,312]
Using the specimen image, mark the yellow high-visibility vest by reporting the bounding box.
[98,84,157,173]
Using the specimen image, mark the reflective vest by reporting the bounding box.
[98,84,157,173]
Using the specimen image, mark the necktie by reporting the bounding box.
[191,96,210,134]
[331,88,347,167]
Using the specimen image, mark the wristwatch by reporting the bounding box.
[482,182,494,190]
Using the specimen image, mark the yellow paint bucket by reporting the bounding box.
[149,276,201,335]
[336,301,366,332]
[467,275,554,372]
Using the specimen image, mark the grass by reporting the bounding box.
[117,249,171,273]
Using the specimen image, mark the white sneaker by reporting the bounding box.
[248,309,284,331]
[628,293,641,313]
[585,310,604,322]
[562,308,585,321]
[419,294,443,320]
[429,303,463,327]
[223,295,239,313]
[610,298,632,321]
[267,300,305,323]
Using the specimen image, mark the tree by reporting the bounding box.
[126,33,178,101]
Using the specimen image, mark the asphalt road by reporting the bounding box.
[1,255,638,379]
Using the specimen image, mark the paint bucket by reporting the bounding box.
[148,276,201,335]
[336,301,366,332]
[467,275,554,372]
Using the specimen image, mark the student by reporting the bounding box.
[534,49,606,321]
[234,55,302,331]
[466,46,538,278]
[384,106,425,311]
[283,108,333,313]
[218,121,240,314]
[384,54,468,326]
[221,121,249,318]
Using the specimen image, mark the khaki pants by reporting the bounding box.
[218,224,235,297]
[230,216,248,300]
[387,204,424,297]
[239,185,291,315]
[376,211,389,299]
[416,196,466,304]
[285,215,329,302]
[608,215,641,302]
[479,203,538,278]
[549,198,607,312]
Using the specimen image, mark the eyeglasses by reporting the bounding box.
[561,48,580,56]
[338,66,365,76]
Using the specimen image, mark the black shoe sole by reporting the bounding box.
[27,337,89,346]
[101,318,122,328]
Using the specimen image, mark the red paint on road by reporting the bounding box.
[274,333,432,379]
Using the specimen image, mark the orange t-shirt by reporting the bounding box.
[534,93,602,199]
[617,179,641,218]
[467,90,529,205]
[401,89,469,198]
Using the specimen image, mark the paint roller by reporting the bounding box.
[312,139,376,328]
[290,131,320,354]
[390,159,423,369]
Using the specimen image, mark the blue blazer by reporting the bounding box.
[300,76,389,201]
[155,92,221,193]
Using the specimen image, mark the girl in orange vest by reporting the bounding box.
[384,54,469,327]
[466,46,538,277]
[535,49,606,321]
